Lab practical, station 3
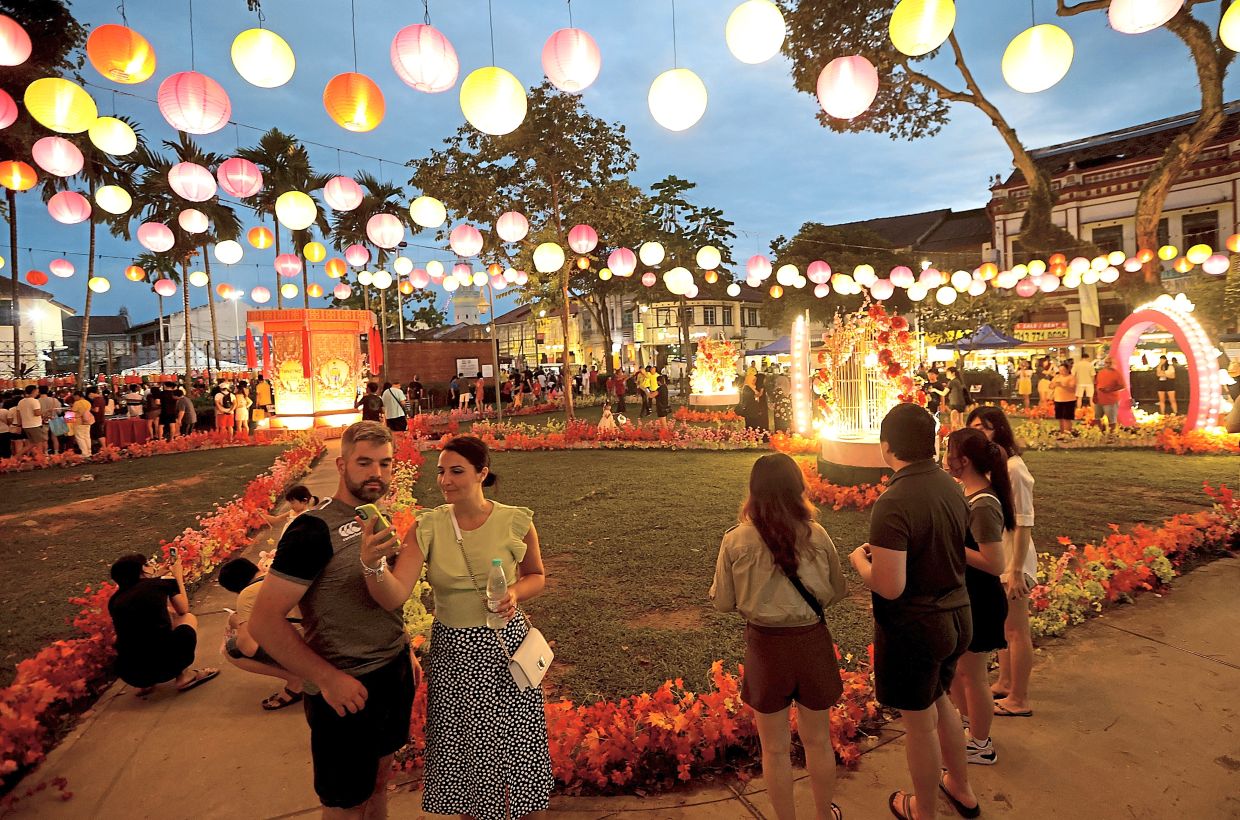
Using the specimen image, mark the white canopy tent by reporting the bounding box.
[120,339,247,375]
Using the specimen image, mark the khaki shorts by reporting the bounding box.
[24,425,48,444]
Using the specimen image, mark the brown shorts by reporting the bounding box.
[24,426,48,444]
[741,621,843,714]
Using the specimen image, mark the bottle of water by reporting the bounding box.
[486,558,508,629]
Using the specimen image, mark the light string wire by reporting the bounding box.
[350,0,359,72]
[671,0,679,68]
[422,0,431,25]
[487,0,496,65]
[187,0,196,71]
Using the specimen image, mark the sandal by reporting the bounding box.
[134,686,156,698]
[261,687,304,711]
[939,772,981,818]
[832,804,842,820]
[177,668,219,692]
[888,791,915,820]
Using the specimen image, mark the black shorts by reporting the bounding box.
[874,607,971,711]
[224,634,281,668]
[303,650,415,809]
[964,567,1008,653]
[385,416,408,432]
[116,624,198,688]
[1054,399,1077,420]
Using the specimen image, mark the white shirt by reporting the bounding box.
[1071,359,1095,387]
[1004,454,1038,581]
[18,396,43,429]
[381,386,406,419]
[0,406,12,434]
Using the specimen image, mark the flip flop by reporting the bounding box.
[939,772,981,819]
[888,791,914,820]
[832,804,842,820]
[993,703,1033,717]
[177,668,219,692]
[261,687,304,711]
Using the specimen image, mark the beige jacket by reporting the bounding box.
[710,521,847,627]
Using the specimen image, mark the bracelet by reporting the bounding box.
[361,556,387,578]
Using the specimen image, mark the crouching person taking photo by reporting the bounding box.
[218,557,304,711]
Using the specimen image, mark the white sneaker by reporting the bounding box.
[966,736,997,765]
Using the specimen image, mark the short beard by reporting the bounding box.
[347,477,388,503]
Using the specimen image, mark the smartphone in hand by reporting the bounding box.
[168,545,179,562]
[356,504,400,547]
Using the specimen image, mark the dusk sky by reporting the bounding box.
[13,0,1240,327]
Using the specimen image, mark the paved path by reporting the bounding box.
[11,443,1240,817]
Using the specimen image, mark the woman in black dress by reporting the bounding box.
[740,372,766,431]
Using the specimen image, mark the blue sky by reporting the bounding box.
[13,0,1240,326]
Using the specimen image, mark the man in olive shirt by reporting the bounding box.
[849,403,978,820]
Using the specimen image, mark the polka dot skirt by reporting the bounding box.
[422,614,554,820]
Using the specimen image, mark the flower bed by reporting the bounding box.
[672,406,742,424]
[0,436,325,788]
[412,418,771,452]
[0,428,296,475]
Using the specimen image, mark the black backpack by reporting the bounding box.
[221,392,234,410]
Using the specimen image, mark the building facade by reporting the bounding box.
[0,281,74,378]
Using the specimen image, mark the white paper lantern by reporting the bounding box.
[534,242,566,273]
[281,283,299,299]
[496,211,529,243]
[967,278,986,297]
[1002,24,1074,94]
[214,240,243,264]
[168,162,216,202]
[648,68,708,131]
[935,285,957,305]
[95,185,132,215]
[231,28,296,88]
[472,271,487,287]
[275,191,317,231]
[854,264,879,286]
[393,256,414,276]
[426,260,445,280]
[409,195,446,228]
[372,270,393,289]
[188,270,209,287]
[726,282,741,297]
[1108,0,1183,34]
[725,0,786,64]
[392,24,459,93]
[367,213,405,249]
[356,269,374,286]
[442,276,459,292]
[663,266,693,295]
[323,176,363,212]
[251,285,271,304]
[639,241,666,266]
[88,117,137,156]
[696,246,721,270]
[178,208,208,234]
[870,278,895,300]
[907,282,928,301]
[776,264,799,287]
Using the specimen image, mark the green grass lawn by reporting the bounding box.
[0,446,288,686]
[411,447,1237,703]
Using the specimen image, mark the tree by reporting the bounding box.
[0,0,86,375]
[1057,1,1236,284]
[409,82,640,419]
[781,1,1087,258]
[133,251,183,369]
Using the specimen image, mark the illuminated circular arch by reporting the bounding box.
[1112,296,1221,431]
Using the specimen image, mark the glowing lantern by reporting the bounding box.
[0,161,36,191]
[324,176,363,211]
[325,258,346,278]
[25,270,48,286]
[138,222,175,253]
[496,211,529,242]
[0,89,15,129]
[816,56,879,120]
[1158,244,1178,261]
[1090,255,1108,271]
[124,265,145,282]
[158,71,231,134]
[32,136,83,177]
[934,285,957,305]
[231,28,295,88]
[806,260,832,283]
[542,28,602,91]
[1027,259,1047,275]
[767,284,784,299]
[1225,233,1240,253]
[86,117,135,156]
[1223,2,1240,51]
[391,24,459,93]
[1186,243,1212,265]
[608,248,637,277]
[153,278,177,296]
[746,255,772,280]
[870,278,895,300]
[87,24,156,83]
[367,213,405,249]
[534,243,566,273]
[599,268,613,281]
[343,245,371,268]
[664,266,693,295]
[251,285,271,304]
[637,242,664,267]
[411,269,430,288]
[398,280,414,295]
[1108,0,1183,34]
[575,256,590,270]
[409,195,446,228]
[373,270,394,290]
[275,254,302,277]
[635,271,654,287]
[1135,247,1155,263]
[275,191,317,231]
[0,14,32,65]
[906,282,927,301]
[776,264,799,287]
[217,157,263,198]
[690,246,720,271]
[460,66,527,135]
[281,283,299,299]
[920,267,944,287]
[88,276,111,293]
[1203,254,1230,275]
[95,185,132,214]
[1039,275,1060,293]
[967,279,987,297]
[248,226,274,249]
[889,0,955,56]
[442,276,459,292]
[648,68,708,131]
[426,260,445,280]
[24,78,97,134]
[324,72,385,132]
[725,0,786,64]
[726,282,741,297]
[178,208,209,234]
[215,240,243,264]
[1015,279,1038,297]
[1099,266,1120,284]
[568,224,599,253]
[190,270,209,287]
[304,242,327,263]
[450,224,484,257]
[1002,24,1073,93]
[168,162,217,202]
[1173,256,1194,274]
[333,283,352,299]
[307,282,325,298]
[1123,257,1143,273]
[1081,268,1099,285]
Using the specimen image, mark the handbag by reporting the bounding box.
[49,416,69,437]
[448,505,554,690]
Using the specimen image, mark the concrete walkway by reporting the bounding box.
[11,443,1240,817]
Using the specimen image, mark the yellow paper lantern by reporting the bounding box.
[648,68,708,131]
[95,185,132,214]
[307,282,325,298]
[1186,243,1212,265]
[1001,24,1073,94]
[323,72,384,132]
[248,226,274,249]
[1222,1,1240,51]
[1157,244,1178,261]
[725,0,786,64]
[189,270,209,287]
[275,191,317,231]
[87,24,156,84]
[24,78,98,134]
[303,241,327,263]
[533,242,566,273]
[696,245,722,270]
[459,66,527,136]
[88,276,111,293]
[89,117,138,156]
[599,268,612,281]
[281,283,299,299]
[231,28,296,88]
[889,0,956,57]
[0,160,36,191]
[409,195,447,228]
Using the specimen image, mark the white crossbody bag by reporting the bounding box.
[448,505,553,690]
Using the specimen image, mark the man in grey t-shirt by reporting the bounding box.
[173,389,196,436]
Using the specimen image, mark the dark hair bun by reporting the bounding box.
[483,471,498,488]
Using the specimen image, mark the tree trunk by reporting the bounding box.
[378,288,387,382]
[78,205,97,385]
[547,175,575,420]
[204,244,221,371]
[273,218,283,309]
[300,249,309,309]
[181,260,192,389]
[156,293,165,371]
[397,285,405,340]
[7,188,19,377]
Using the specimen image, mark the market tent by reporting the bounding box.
[745,336,790,357]
[946,324,1024,351]
[120,340,246,375]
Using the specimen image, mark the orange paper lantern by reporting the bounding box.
[1136,247,1155,263]
[307,282,325,298]
[325,258,347,278]
[87,24,156,84]
[247,226,274,249]
[323,72,385,132]
[0,160,36,191]
[124,265,146,282]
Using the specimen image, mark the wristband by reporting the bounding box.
[361,556,387,578]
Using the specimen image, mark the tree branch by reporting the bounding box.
[1057,0,1109,16]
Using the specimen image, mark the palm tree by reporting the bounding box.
[40,117,145,384]
[133,251,182,370]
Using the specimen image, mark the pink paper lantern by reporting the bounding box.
[0,14,32,66]
[1203,254,1230,275]
[275,253,302,277]
[747,255,772,280]
[178,208,209,233]
[807,260,832,284]
[366,213,405,249]
[153,278,177,297]
[1122,257,1143,273]
[137,222,175,252]
[1039,275,1059,294]
[496,211,529,243]
[31,136,83,177]
[168,161,217,202]
[324,176,363,211]
[515,270,529,286]
[345,244,371,267]
[0,88,16,129]
[870,278,895,300]
[250,285,271,304]
[49,258,75,278]
[410,268,430,289]
[449,224,483,257]
[642,271,657,287]
[1014,279,1038,297]
[890,265,916,288]
[968,279,987,297]
[568,224,598,254]
[816,56,879,120]
[813,283,830,298]
[217,157,263,198]
[157,71,231,135]
[48,190,91,224]
[390,24,459,93]
[608,248,637,277]
[542,28,602,93]
[333,282,353,300]
[452,263,472,281]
